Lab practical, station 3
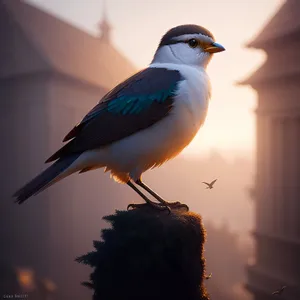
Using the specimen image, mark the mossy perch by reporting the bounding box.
[76,207,209,300]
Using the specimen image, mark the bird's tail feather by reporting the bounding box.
[13,154,81,204]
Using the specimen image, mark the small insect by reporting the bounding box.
[205,272,212,280]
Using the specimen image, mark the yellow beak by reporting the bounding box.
[205,42,225,53]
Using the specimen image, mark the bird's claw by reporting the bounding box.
[163,201,189,212]
[127,203,136,210]
[127,202,171,213]
[180,203,189,211]
[127,201,188,214]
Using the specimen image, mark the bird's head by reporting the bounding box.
[152,24,225,69]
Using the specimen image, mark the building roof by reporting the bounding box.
[247,0,300,49]
[238,55,300,86]
[1,0,136,89]
[239,0,300,86]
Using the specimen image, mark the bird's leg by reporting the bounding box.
[126,181,170,213]
[135,178,189,211]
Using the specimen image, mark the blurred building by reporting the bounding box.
[240,0,300,299]
[0,0,135,299]
[204,221,252,300]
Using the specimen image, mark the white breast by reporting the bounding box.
[157,63,212,130]
[76,63,212,183]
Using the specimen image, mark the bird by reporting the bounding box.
[272,285,287,296]
[205,272,212,280]
[202,179,217,189]
[13,24,225,211]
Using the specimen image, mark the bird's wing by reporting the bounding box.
[46,68,184,162]
[202,182,210,186]
[211,179,217,185]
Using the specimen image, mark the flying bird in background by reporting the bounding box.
[272,285,287,296]
[13,24,225,211]
[202,179,217,189]
[205,272,212,280]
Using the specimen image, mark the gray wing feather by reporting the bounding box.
[13,154,80,203]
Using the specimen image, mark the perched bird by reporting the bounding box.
[13,24,225,211]
[202,179,217,189]
[205,272,212,280]
[272,285,287,296]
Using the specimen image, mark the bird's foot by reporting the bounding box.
[127,201,188,213]
[159,200,189,212]
[127,202,171,214]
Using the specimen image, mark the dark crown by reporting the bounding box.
[159,24,215,47]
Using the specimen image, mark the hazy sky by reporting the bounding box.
[26,0,284,159]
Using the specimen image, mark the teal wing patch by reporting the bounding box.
[106,87,178,115]
[46,68,183,162]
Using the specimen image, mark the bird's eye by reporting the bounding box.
[187,39,198,48]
